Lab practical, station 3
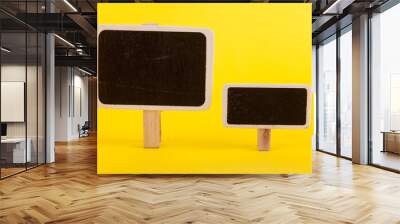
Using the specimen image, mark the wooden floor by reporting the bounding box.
[1,136,400,224]
[372,150,400,171]
[0,167,26,178]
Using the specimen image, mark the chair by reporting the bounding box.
[79,121,90,138]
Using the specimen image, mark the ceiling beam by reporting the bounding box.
[67,13,97,46]
[55,55,96,72]
[322,0,356,14]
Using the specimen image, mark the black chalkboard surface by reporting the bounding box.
[98,28,211,108]
[224,85,310,127]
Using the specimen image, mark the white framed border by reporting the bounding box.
[97,24,214,111]
[222,84,312,129]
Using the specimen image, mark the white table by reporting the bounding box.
[1,138,31,163]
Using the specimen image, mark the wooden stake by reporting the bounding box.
[143,110,161,148]
[257,129,271,151]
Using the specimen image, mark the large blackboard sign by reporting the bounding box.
[223,84,311,129]
[97,25,213,110]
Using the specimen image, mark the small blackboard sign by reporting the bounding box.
[97,25,214,148]
[223,84,311,129]
[97,25,213,110]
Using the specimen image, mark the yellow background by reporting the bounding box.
[97,3,313,174]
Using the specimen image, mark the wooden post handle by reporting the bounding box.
[143,110,161,148]
[258,129,271,151]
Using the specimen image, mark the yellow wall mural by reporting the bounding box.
[97,3,313,174]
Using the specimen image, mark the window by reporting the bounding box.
[317,26,353,159]
[0,1,47,179]
[317,36,337,154]
[370,3,400,171]
[339,28,352,158]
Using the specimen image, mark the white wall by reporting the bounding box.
[73,73,89,137]
[55,67,89,141]
[1,63,46,164]
[1,64,25,81]
[1,65,26,139]
[55,67,70,141]
[1,65,39,138]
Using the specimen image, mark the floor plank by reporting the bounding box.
[1,135,400,224]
